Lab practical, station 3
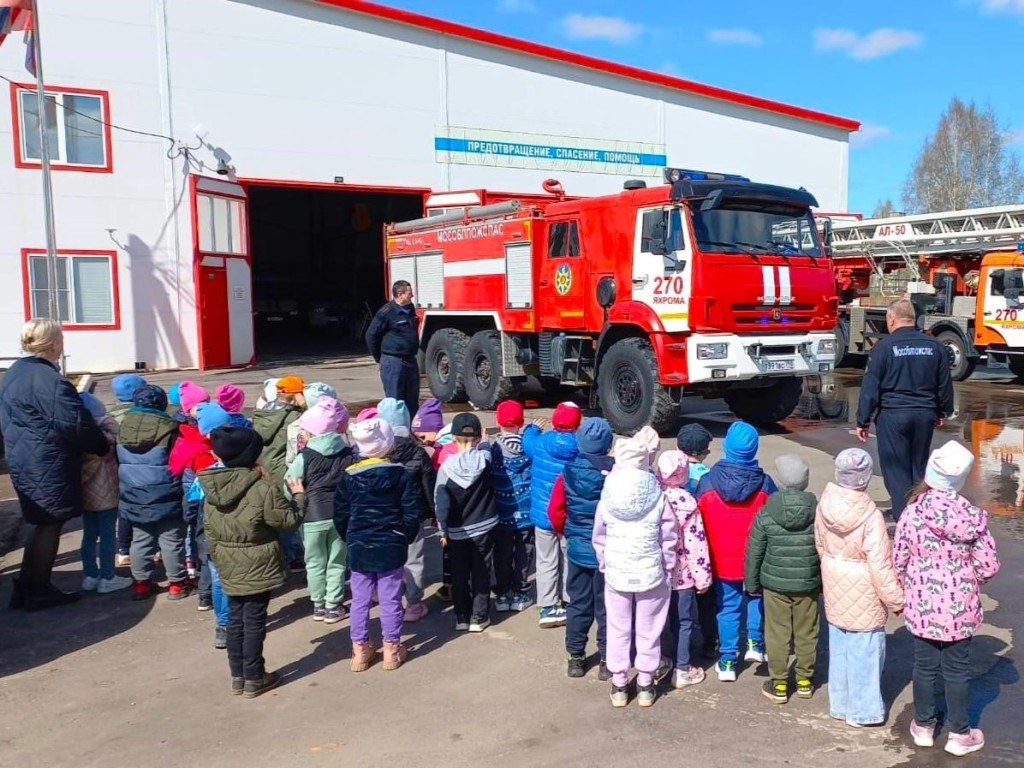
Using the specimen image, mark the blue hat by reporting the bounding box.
[577,417,613,456]
[132,384,168,413]
[677,423,712,455]
[112,373,146,403]
[167,382,182,407]
[303,382,338,408]
[723,421,759,466]
[79,392,106,421]
[377,397,411,430]
[196,402,232,436]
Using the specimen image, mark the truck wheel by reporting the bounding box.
[464,331,515,409]
[724,377,803,425]
[597,337,679,436]
[424,328,469,403]
[937,330,976,382]
[1009,356,1024,380]
[835,318,850,367]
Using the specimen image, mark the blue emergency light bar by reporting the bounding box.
[1017,240,1024,253]
[664,167,750,183]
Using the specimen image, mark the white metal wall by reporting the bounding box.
[0,0,852,372]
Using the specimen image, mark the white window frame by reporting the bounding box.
[26,252,117,327]
[196,193,247,256]
[15,86,111,170]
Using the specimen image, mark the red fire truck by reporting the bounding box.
[384,169,839,434]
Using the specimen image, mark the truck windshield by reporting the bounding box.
[688,204,822,257]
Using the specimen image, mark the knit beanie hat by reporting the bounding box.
[351,417,394,459]
[577,417,613,456]
[260,379,280,404]
[133,384,168,412]
[167,382,182,407]
[775,454,810,491]
[79,391,106,421]
[496,400,525,429]
[276,375,304,395]
[634,425,661,459]
[211,426,264,469]
[196,402,232,437]
[215,384,245,414]
[299,397,348,437]
[612,436,652,470]
[112,373,146,403]
[411,397,444,433]
[179,381,210,414]
[723,421,759,466]
[303,382,338,409]
[552,402,582,432]
[677,423,712,455]
[377,397,411,430]
[835,448,873,490]
[656,450,689,488]
[924,440,975,493]
[356,406,378,422]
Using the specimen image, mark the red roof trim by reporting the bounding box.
[315,0,860,133]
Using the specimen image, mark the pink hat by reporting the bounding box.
[298,397,350,437]
[656,450,690,488]
[351,417,394,459]
[215,384,245,414]
[356,406,378,422]
[179,381,210,414]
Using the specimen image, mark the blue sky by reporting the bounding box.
[383,0,1024,214]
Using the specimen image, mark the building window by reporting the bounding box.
[10,83,113,172]
[196,193,247,255]
[22,249,120,330]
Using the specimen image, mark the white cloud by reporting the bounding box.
[1005,128,1024,144]
[975,0,1024,14]
[813,27,923,60]
[850,123,892,148]
[706,28,763,46]
[498,0,537,12]
[562,14,643,45]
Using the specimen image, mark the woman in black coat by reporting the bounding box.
[0,319,108,610]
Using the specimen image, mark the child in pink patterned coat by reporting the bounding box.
[656,450,713,689]
[894,440,1000,758]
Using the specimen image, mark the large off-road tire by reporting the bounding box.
[936,330,976,382]
[1009,355,1024,380]
[464,331,515,409]
[724,377,803,425]
[835,318,851,368]
[424,328,469,403]
[597,337,680,436]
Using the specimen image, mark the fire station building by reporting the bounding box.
[0,0,858,372]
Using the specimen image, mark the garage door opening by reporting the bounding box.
[246,183,425,360]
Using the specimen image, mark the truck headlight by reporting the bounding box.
[818,339,837,355]
[696,343,729,360]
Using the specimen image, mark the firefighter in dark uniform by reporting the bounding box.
[856,298,955,520]
[365,280,420,419]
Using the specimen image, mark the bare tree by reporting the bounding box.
[872,198,897,218]
[902,97,1024,213]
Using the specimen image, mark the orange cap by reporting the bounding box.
[276,375,305,394]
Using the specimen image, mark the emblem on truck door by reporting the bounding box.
[771,308,782,321]
[555,263,573,295]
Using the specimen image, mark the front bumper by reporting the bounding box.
[686,332,836,384]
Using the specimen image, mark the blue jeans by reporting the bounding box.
[666,588,697,669]
[282,530,304,563]
[379,354,420,421]
[715,579,763,663]
[81,509,118,580]
[828,623,887,725]
[208,558,229,628]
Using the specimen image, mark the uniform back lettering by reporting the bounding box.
[892,345,934,358]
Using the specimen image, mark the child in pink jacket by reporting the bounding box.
[815,448,904,728]
[593,436,677,709]
[656,450,712,689]
[894,440,1000,758]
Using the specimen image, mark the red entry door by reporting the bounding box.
[538,218,589,331]
[192,177,253,369]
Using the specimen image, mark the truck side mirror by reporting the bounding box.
[821,218,833,249]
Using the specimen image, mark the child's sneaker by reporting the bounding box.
[567,653,586,678]
[598,659,611,682]
[455,617,470,632]
[909,720,935,748]
[167,581,192,600]
[716,660,737,682]
[672,666,706,688]
[468,615,490,633]
[243,671,281,699]
[404,601,429,623]
[945,729,984,757]
[761,680,788,704]
[323,604,346,625]
[494,593,512,613]
[538,606,566,628]
[82,576,99,592]
[655,656,673,682]
[637,683,657,708]
[511,591,533,612]
[744,640,767,663]
[350,641,375,672]
[214,626,227,649]
[197,595,213,612]
[97,575,133,594]
[382,640,408,671]
[312,603,326,621]
[131,580,153,601]
[796,679,813,699]
[609,684,629,708]
[185,557,197,579]
[436,585,453,602]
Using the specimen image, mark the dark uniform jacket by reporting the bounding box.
[364,301,419,361]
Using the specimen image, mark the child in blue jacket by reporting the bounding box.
[491,400,534,613]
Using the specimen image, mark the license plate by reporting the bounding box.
[761,359,795,372]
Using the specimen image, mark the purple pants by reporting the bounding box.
[605,582,671,688]
[350,567,404,644]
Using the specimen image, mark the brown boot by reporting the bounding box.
[382,640,408,671]
[350,641,376,672]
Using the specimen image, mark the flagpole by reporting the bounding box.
[29,0,59,322]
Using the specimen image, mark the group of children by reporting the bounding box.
[75,377,1002,754]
